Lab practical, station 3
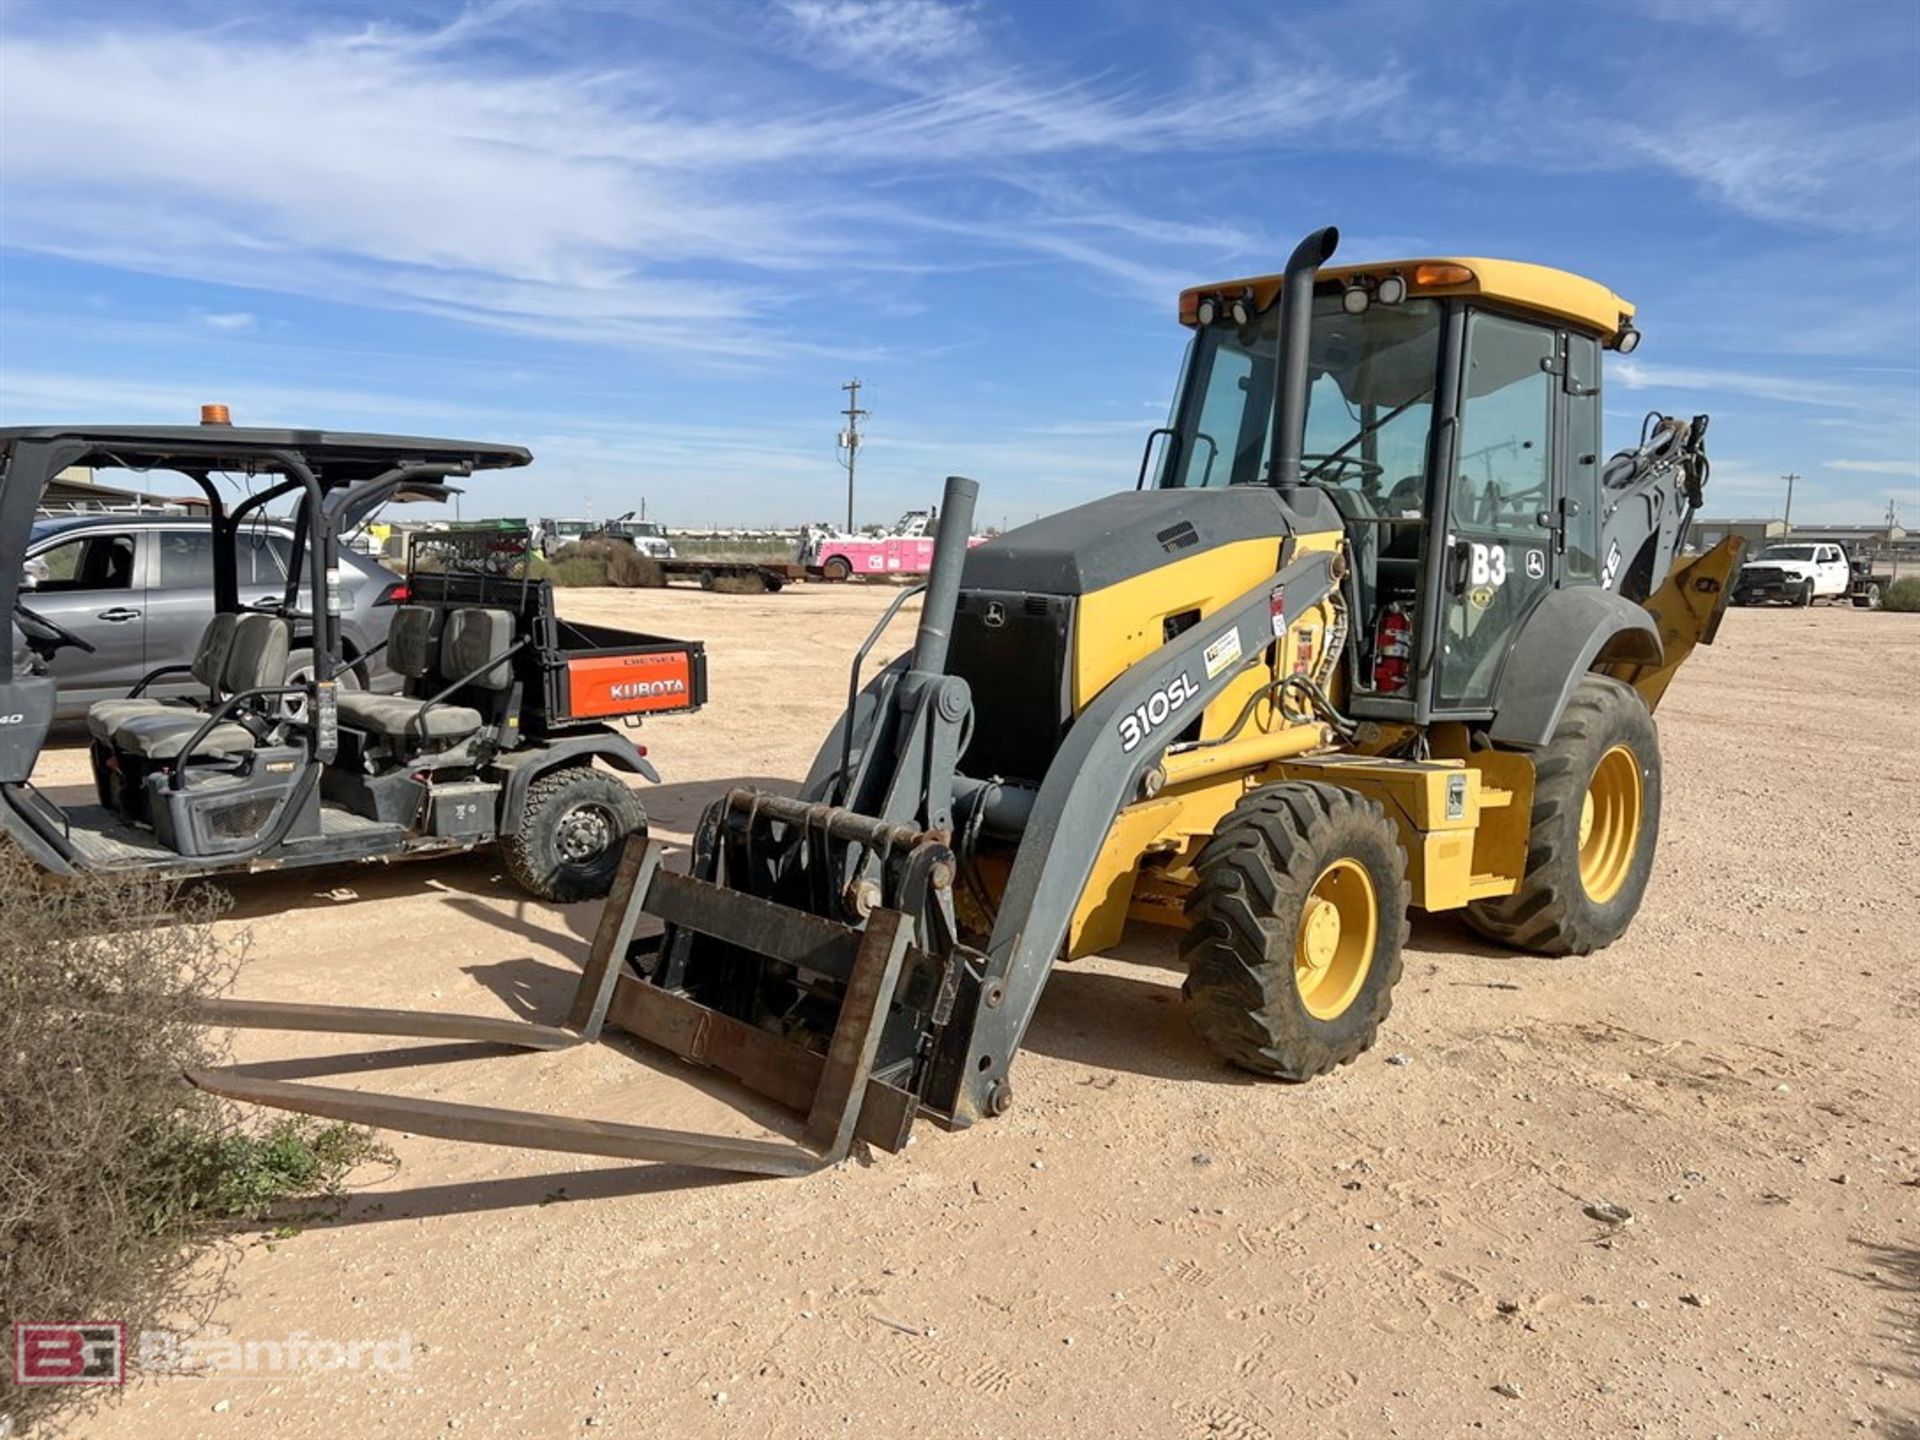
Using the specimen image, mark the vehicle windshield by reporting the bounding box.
[1159,294,1443,517]
[611,521,663,538]
[1760,545,1819,561]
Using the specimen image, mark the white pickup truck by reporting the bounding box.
[1733,541,1855,607]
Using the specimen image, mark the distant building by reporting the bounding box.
[39,464,209,514]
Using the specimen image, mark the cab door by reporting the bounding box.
[1433,311,1562,710]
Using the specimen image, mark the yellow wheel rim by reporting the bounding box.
[1294,858,1377,1021]
[1578,745,1643,904]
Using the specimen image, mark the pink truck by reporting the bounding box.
[799,509,984,581]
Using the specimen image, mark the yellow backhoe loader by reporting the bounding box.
[178,226,1744,1176]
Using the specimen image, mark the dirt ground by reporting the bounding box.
[34,587,1919,1440]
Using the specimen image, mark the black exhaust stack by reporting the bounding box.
[1267,225,1340,491]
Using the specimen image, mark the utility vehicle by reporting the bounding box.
[2,421,705,900]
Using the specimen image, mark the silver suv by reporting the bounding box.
[24,515,406,718]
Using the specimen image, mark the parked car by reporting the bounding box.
[1732,541,1853,607]
[23,515,407,718]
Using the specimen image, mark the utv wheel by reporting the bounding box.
[1180,782,1409,1080]
[504,765,645,902]
[1464,675,1661,957]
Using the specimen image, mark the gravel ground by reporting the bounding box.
[34,587,1919,1440]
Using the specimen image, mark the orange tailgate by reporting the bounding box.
[566,650,696,718]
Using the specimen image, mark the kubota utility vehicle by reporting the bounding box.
[1,422,705,901]
[166,230,1744,1178]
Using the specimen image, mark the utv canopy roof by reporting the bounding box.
[0,426,533,487]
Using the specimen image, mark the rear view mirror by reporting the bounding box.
[21,557,50,591]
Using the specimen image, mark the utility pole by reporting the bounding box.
[837,379,866,533]
[1781,472,1799,530]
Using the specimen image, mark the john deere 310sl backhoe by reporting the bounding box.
[189,227,1743,1177]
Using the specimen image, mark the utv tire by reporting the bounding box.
[1181,782,1409,1080]
[1464,675,1660,957]
[504,765,645,903]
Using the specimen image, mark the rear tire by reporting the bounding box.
[1465,675,1660,957]
[1855,583,1882,610]
[503,765,645,902]
[1180,782,1409,1080]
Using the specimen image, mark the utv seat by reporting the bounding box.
[335,605,513,742]
[85,612,237,741]
[107,613,291,761]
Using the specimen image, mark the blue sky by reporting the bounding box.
[2,0,1916,528]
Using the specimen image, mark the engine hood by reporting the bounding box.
[960,484,1343,597]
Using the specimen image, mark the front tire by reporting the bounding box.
[822,556,852,582]
[1465,675,1661,957]
[1180,783,1409,1080]
[503,765,645,902]
[1795,579,1815,607]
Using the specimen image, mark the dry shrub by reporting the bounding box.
[1882,576,1920,612]
[543,554,611,587]
[551,540,664,588]
[0,849,388,1435]
[709,573,769,595]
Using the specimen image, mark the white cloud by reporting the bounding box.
[197,311,256,331]
[0,15,1394,356]
[1612,360,1875,411]
[1825,459,1920,478]
[781,0,982,68]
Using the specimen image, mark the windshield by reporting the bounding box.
[612,521,663,538]
[1760,545,1818,561]
[1159,294,1443,516]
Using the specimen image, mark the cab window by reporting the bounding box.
[33,532,136,591]
[1452,313,1554,535]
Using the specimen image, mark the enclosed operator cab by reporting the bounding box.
[1154,258,1648,728]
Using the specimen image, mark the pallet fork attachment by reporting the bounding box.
[185,835,917,1179]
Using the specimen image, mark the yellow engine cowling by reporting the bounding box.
[1061,528,1347,956]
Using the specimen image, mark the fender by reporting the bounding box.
[1487,586,1663,750]
[493,730,660,832]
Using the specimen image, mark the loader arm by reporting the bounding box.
[931,547,1338,1126]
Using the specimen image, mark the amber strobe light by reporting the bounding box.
[200,403,232,425]
[1409,263,1475,290]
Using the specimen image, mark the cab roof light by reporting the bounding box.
[1410,262,1475,289]
[200,403,232,425]
[1341,283,1370,315]
[1376,274,1407,305]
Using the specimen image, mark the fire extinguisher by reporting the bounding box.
[1373,603,1412,695]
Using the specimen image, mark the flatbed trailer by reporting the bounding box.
[657,557,810,592]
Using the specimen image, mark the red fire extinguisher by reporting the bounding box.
[1373,603,1412,695]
